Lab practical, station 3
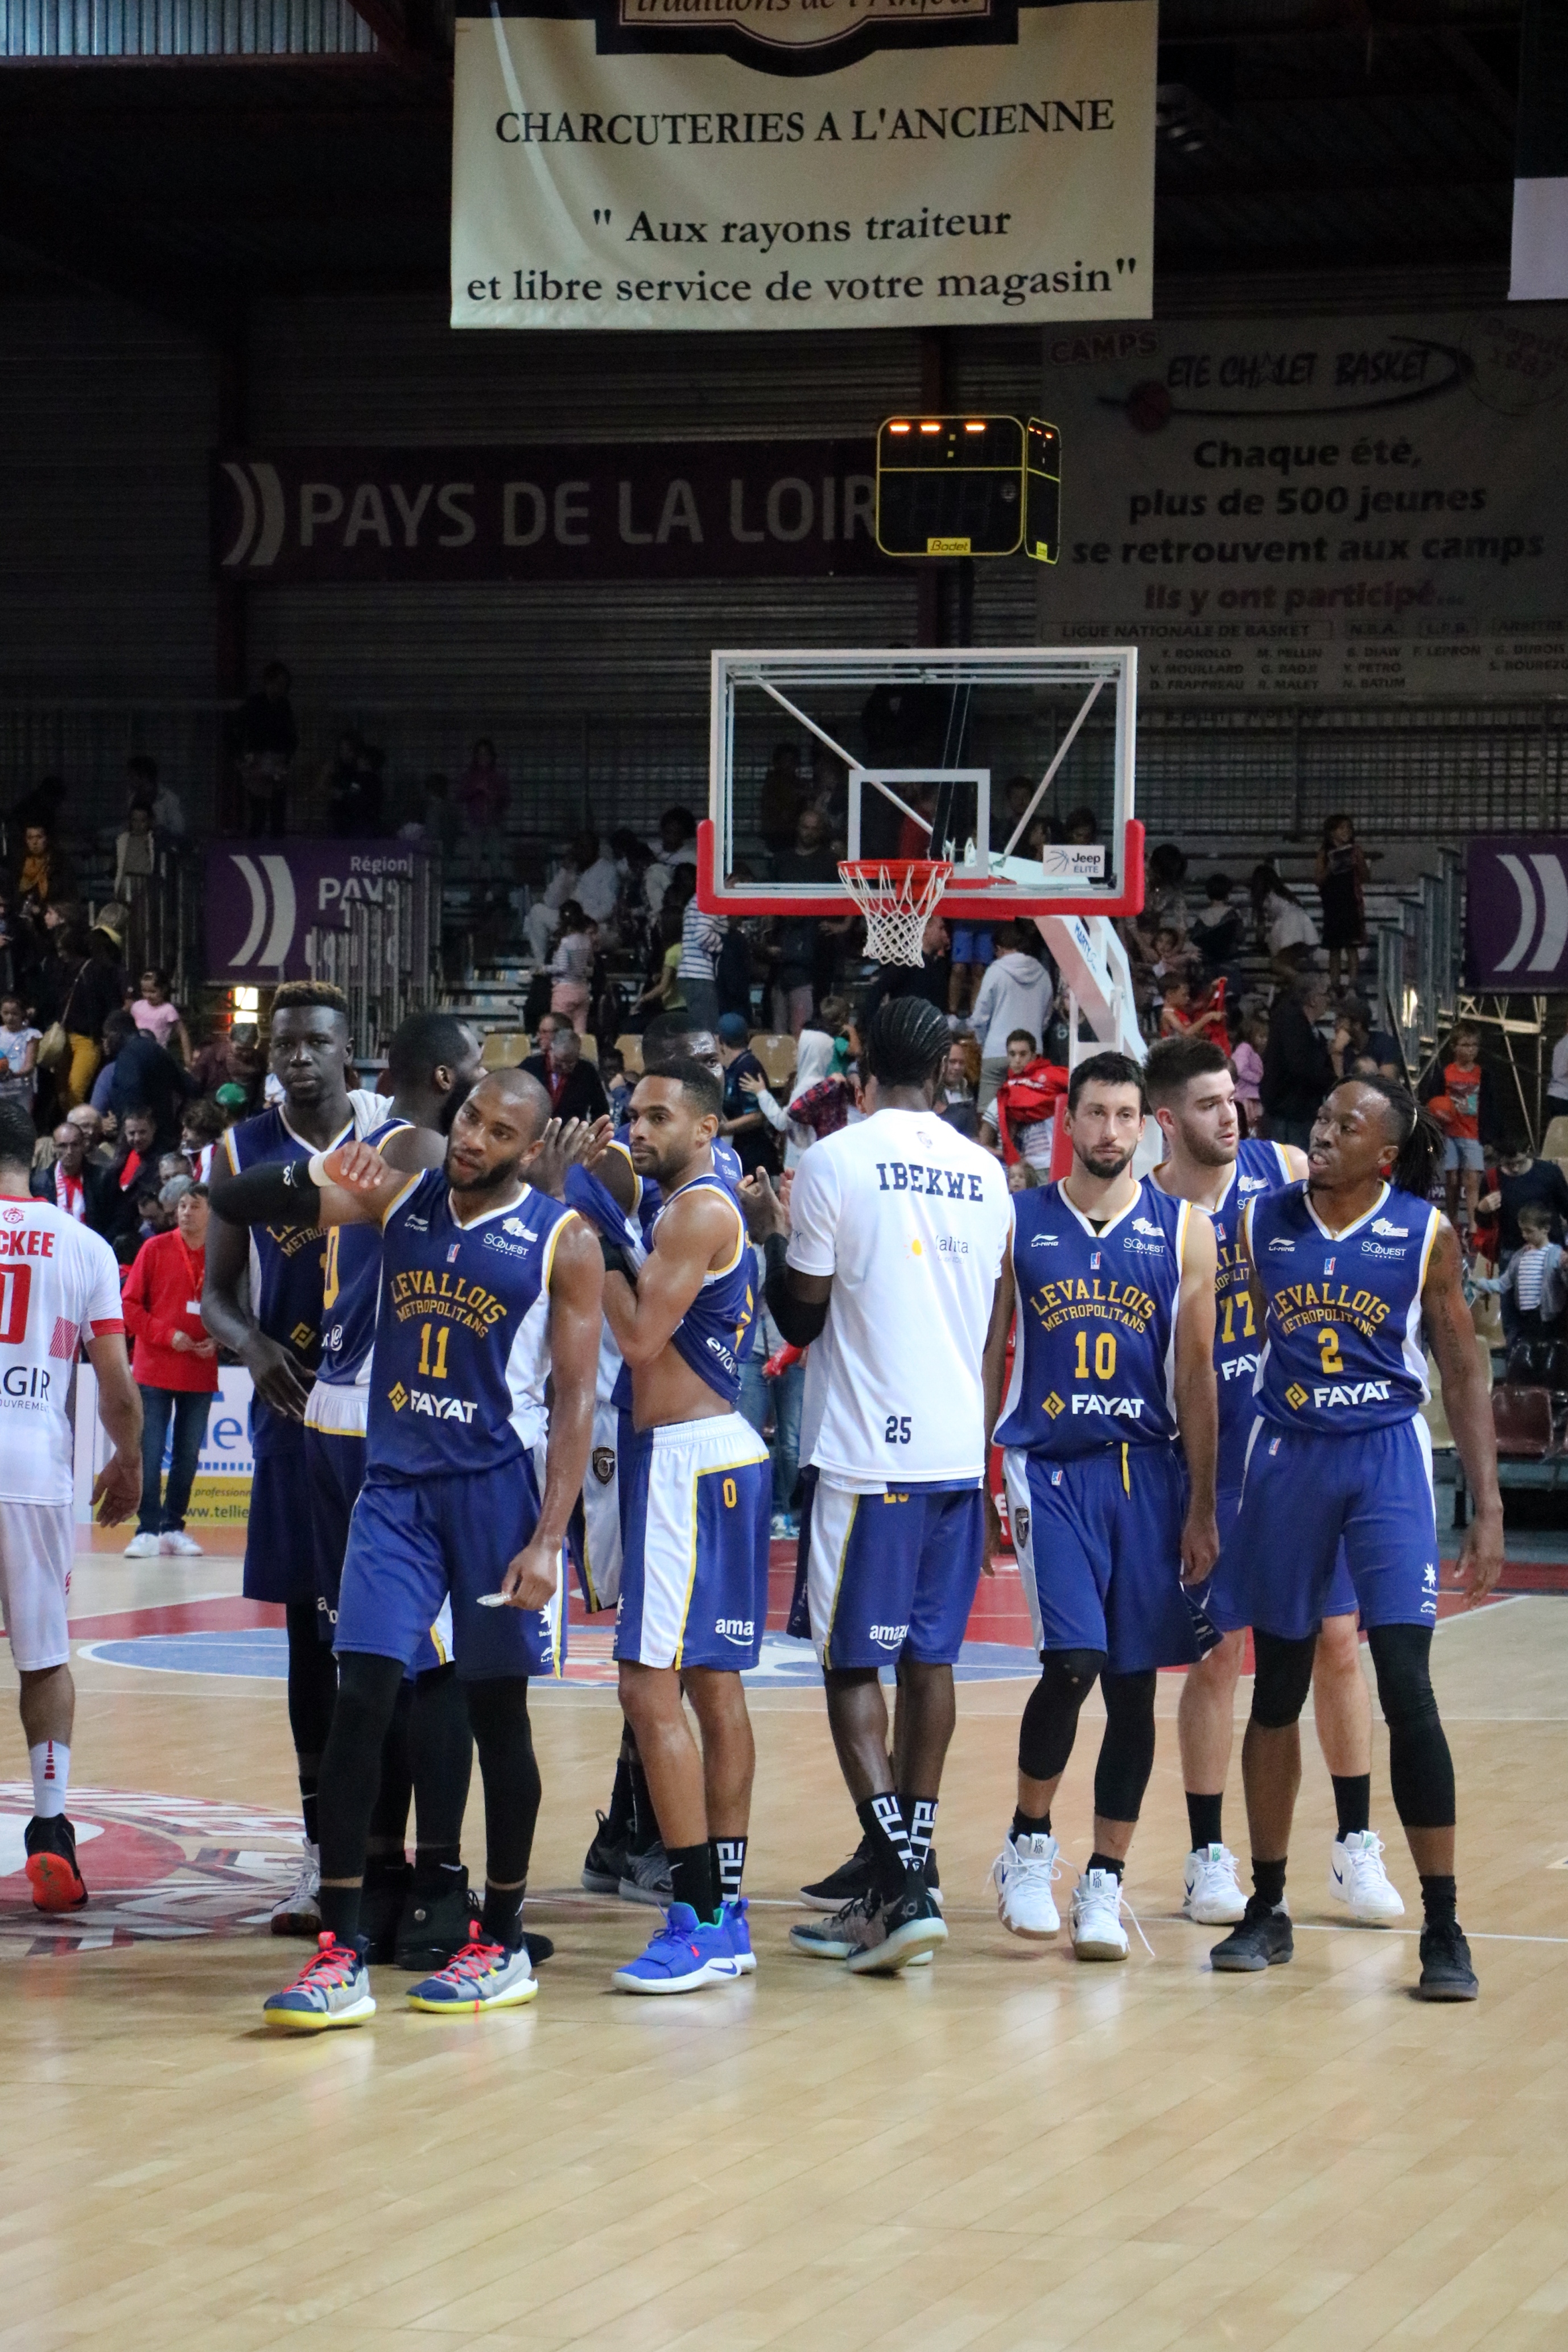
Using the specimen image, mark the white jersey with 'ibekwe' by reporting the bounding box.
[787,1106,1013,1492]
[0,1195,125,1506]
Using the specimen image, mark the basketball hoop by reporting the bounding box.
[839,858,954,967]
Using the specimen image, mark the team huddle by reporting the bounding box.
[0,978,1504,2023]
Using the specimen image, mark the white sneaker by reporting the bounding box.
[1330,1830,1406,1925]
[992,1830,1061,1937]
[1182,1842,1247,1925]
[159,1531,204,1556]
[270,1838,322,1937]
[123,1531,161,1558]
[1070,1867,1129,1962]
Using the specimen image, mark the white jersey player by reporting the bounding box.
[0,1099,142,1912]
[743,996,1013,1975]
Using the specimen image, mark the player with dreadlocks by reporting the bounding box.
[741,996,1014,1975]
[1206,1077,1503,1999]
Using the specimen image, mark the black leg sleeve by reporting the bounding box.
[1367,1623,1456,1830]
[1018,1649,1107,1783]
[411,1662,474,1862]
[317,1651,407,1885]
[1092,1669,1158,1823]
[463,1675,543,1889]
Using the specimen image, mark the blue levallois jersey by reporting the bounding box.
[368,1170,577,1480]
[1210,1136,1295,1490]
[995,1177,1191,1457]
[599,1136,754,1411]
[222,1106,351,1370]
[1246,1179,1438,1434]
[651,1173,756,1407]
[316,1117,411,1387]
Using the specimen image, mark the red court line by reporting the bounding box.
[69,1597,283,1640]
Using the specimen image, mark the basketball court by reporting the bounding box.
[5,1522,1567,2351]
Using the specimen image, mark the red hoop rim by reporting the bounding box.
[838,856,955,885]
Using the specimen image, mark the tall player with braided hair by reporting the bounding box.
[742,996,1013,1975]
[1208,1078,1503,1998]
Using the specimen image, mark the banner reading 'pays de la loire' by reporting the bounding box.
[451,0,1154,332]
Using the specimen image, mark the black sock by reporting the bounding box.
[903,1797,938,1875]
[711,1835,747,1906]
[319,1883,363,1946]
[628,1752,657,1852]
[605,1752,636,1842]
[364,1850,408,1886]
[299,1774,320,1848]
[667,1840,720,1922]
[413,1844,464,1876]
[1186,1791,1224,1851]
[1332,1773,1372,1841]
[1252,1856,1287,1911]
[480,1881,525,1950]
[1087,1850,1124,1880]
[856,1793,915,1901]
[1012,1807,1052,1840]
[1420,1872,1458,1929]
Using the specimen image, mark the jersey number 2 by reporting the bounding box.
[1317,1327,1343,1375]
[0,1264,31,1344]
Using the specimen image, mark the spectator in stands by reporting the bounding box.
[1260,972,1336,1148]
[179,1099,226,1182]
[636,882,691,1023]
[234,661,297,836]
[600,1047,632,1122]
[0,990,40,1107]
[969,922,1054,1110]
[1315,812,1368,993]
[716,1014,773,1176]
[1331,997,1401,1080]
[768,805,840,1035]
[1158,969,1226,1040]
[104,1015,188,1146]
[1062,805,1098,845]
[571,834,621,929]
[130,969,191,1064]
[547,904,597,1035]
[49,924,127,1114]
[865,914,950,1019]
[653,806,699,869]
[521,1024,608,1124]
[456,737,509,835]
[677,887,725,1033]
[121,1181,218,1558]
[189,1022,264,1111]
[942,1035,979,1108]
[114,800,158,902]
[32,1119,121,1238]
[323,733,386,838]
[127,753,184,838]
[1191,873,1244,977]
[1546,1008,1568,1125]
[757,743,804,866]
[744,1027,828,1169]
[524,842,583,966]
[1232,1007,1268,1127]
[737,1263,805,1539]
[1145,842,1190,937]
[1422,1024,1497,1230]
[1471,1204,1565,1355]
[67,1103,115,1165]
[980,1031,1067,1175]
[0,881,18,995]
[1479,1140,1568,1262]
[9,772,67,838]
[1252,864,1320,979]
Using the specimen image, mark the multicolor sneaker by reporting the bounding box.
[618,1840,673,1907]
[270,1838,321,1938]
[263,1933,376,2032]
[722,1896,756,1975]
[611,1902,742,1995]
[582,1811,629,1894]
[406,1931,538,2013]
[844,1881,947,1975]
[24,1815,88,1913]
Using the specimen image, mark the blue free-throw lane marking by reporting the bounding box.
[79,1630,1041,1684]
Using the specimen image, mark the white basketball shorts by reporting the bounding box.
[0,1500,75,1673]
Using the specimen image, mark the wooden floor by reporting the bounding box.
[5,1545,1568,2351]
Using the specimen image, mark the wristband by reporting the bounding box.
[306,1148,330,1185]
[600,1234,633,1280]
[281,1158,320,1200]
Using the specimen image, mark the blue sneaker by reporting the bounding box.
[263,1931,376,2032]
[406,1932,538,2013]
[723,1896,756,1975]
[610,1902,742,1995]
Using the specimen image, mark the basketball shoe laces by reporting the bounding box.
[291,1931,362,1991]
[1075,1864,1157,1958]
[430,1930,509,1986]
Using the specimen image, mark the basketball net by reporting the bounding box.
[839,858,954,967]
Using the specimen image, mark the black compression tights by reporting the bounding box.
[284,1601,336,1771]
[1251,1622,1455,1832]
[463,1677,542,1889]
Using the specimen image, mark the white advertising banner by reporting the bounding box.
[451,0,1154,331]
[74,1366,255,1527]
[1037,305,1568,699]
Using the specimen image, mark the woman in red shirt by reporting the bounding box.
[120,1183,218,1558]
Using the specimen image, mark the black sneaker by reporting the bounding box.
[924,1846,944,1916]
[582,1811,629,1895]
[1416,1918,1479,2001]
[361,1863,412,1966]
[395,1864,472,1972]
[618,1840,673,1906]
[800,1836,874,1912]
[844,1877,949,1976]
[24,1815,88,1913]
[1211,1898,1294,1972]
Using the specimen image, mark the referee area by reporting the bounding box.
[4,1518,1567,2351]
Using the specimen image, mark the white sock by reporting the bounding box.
[30,1740,69,1819]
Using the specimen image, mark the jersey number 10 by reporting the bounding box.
[1074,1331,1116,1381]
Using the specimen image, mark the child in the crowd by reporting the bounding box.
[130,967,191,1062]
[1232,1007,1268,1127]
[980,1028,1068,1174]
[1471,1204,1565,1337]
[548,903,597,1035]
[600,1047,632,1122]
[0,990,41,1104]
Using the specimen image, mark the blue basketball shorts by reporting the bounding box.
[304,1422,450,1670]
[243,1413,314,1607]
[616,1411,771,1671]
[1003,1442,1199,1675]
[1213,1416,1439,1642]
[806,1476,985,1671]
[569,1400,628,1613]
[1203,1471,1357,1634]
[335,1453,564,1679]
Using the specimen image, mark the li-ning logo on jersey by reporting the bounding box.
[1371,1217,1409,1237]
[405,1215,429,1232]
[1029,1231,1059,1247]
[1268,1237,1295,1252]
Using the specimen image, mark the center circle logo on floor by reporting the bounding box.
[0,1785,306,1958]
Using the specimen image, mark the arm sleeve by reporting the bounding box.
[784,1148,839,1277]
[765,1234,829,1346]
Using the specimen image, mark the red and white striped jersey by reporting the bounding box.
[0,1193,123,1505]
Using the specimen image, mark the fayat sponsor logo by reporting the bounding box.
[1070,1393,1145,1420]
[1219,1354,1260,1382]
[387,1382,478,1422]
[1287,1377,1393,1410]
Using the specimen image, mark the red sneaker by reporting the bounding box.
[25,1815,88,1913]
